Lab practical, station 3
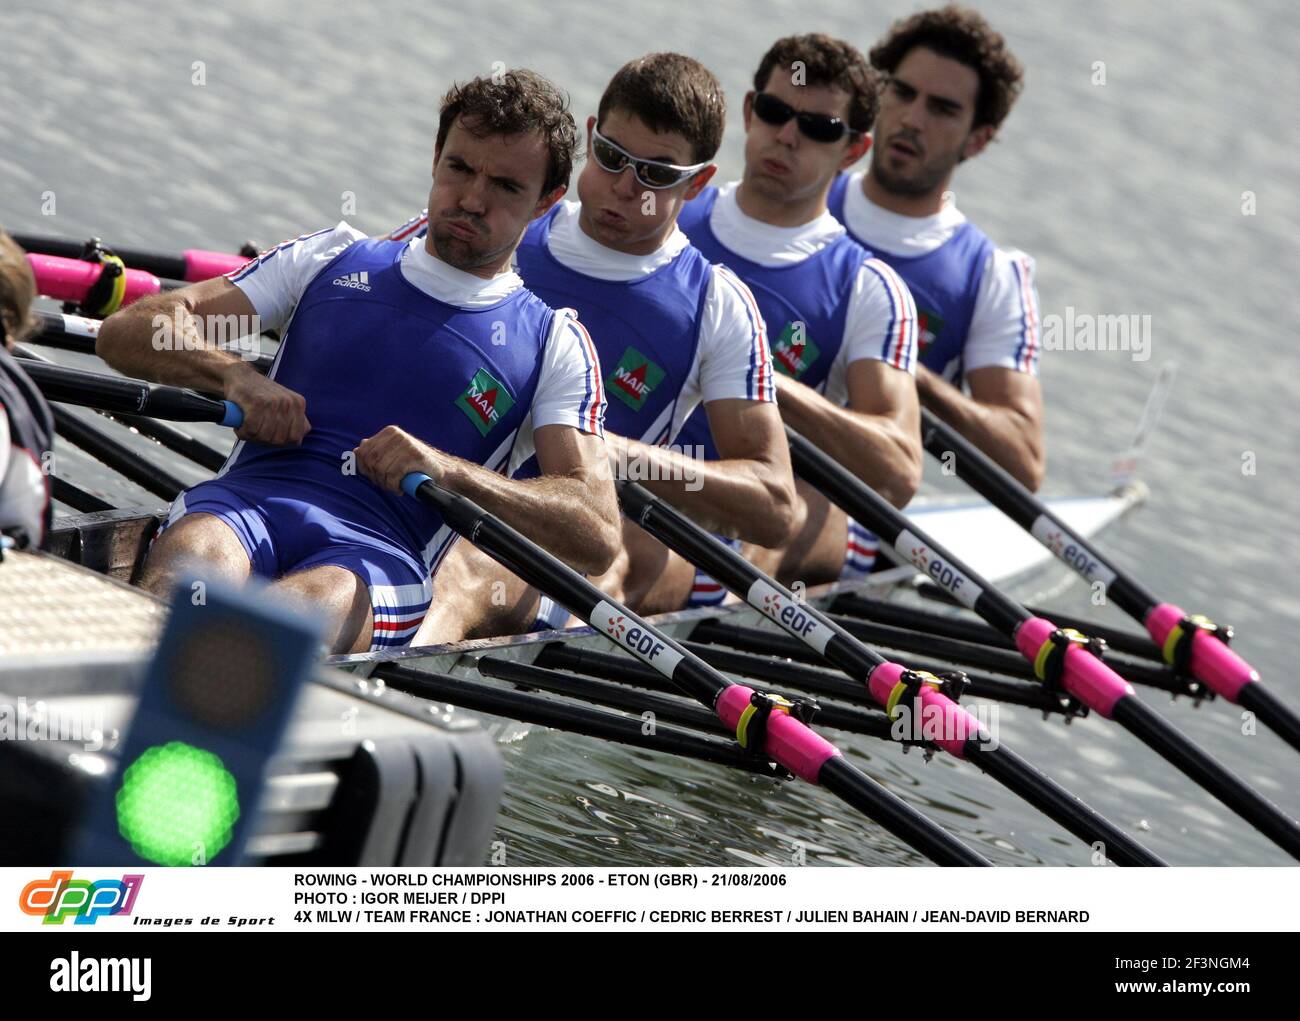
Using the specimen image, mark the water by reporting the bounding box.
[4,0,1297,865]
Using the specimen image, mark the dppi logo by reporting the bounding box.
[19,870,144,925]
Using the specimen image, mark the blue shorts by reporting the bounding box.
[160,476,433,650]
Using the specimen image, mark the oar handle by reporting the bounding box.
[400,471,435,500]
[220,401,244,428]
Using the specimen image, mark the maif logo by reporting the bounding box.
[19,870,144,925]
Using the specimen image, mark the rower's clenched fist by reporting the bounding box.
[355,425,456,494]
[221,362,310,446]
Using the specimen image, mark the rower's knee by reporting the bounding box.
[138,513,250,595]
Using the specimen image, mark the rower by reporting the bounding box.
[392,53,795,642]
[96,70,621,654]
[672,34,921,592]
[0,228,54,551]
[828,5,1044,489]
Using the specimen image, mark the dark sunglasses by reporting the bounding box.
[752,92,856,144]
[590,127,710,190]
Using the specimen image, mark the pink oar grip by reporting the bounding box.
[1145,603,1259,702]
[27,253,161,307]
[715,685,839,784]
[1015,617,1134,718]
[183,248,252,282]
[867,662,980,758]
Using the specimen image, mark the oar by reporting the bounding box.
[920,408,1300,753]
[617,480,1163,865]
[26,309,276,374]
[399,471,991,866]
[27,253,183,314]
[13,232,252,282]
[786,427,1300,860]
[18,359,243,427]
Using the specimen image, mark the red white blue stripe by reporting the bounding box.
[565,314,606,437]
[390,211,430,243]
[864,258,918,374]
[1011,254,1040,375]
[714,265,774,403]
[226,228,334,284]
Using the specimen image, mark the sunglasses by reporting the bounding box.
[752,92,856,144]
[590,126,710,190]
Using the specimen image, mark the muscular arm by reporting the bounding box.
[917,364,1045,491]
[96,277,309,446]
[96,277,257,389]
[357,423,621,576]
[775,361,922,508]
[610,397,795,547]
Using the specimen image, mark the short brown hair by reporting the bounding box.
[870,5,1024,131]
[597,53,726,164]
[0,229,36,348]
[753,34,881,135]
[436,69,577,196]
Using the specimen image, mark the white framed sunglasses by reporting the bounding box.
[590,126,710,190]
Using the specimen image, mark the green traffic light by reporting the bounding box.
[115,741,240,866]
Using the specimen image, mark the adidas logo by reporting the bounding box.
[332,271,371,292]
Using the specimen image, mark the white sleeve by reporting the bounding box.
[695,264,776,405]
[530,310,606,437]
[226,221,368,331]
[965,248,1041,375]
[841,258,919,375]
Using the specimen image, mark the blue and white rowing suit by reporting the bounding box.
[393,202,774,619]
[162,223,605,649]
[675,182,919,587]
[828,170,1040,384]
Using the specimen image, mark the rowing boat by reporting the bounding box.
[0,484,1140,864]
[10,235,1296,868]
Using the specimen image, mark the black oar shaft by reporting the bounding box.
[18,357,239,426]
[403,474,990,866]
[786,428,1029,635]
[966,743,1165,866]
[1112,697,1300,858]
[787,427,1300,859]
[619,480,1163,865]
[920,409,1159,616]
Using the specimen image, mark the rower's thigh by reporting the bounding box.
[415,537,540,644]
[138,512,252,595]
[273,565,372,655]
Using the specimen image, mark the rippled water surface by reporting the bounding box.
[4,0,1296,865]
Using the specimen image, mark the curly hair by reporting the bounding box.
[869,5,1024,131]
[0,228,37,348]
[753,34,880,135]
[436,69,578,196]
[598,53,726,164]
